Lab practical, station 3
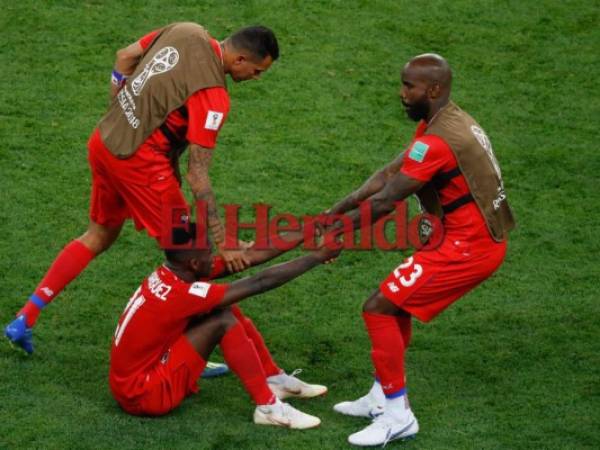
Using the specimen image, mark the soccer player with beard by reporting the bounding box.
[5,24,278,358]
[326,54,515,446]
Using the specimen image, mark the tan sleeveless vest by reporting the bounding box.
[97,22,226,158]
[416,101,515,242]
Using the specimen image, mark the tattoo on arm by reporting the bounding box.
[187,145,224,244]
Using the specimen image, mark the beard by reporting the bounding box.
[402,99,430,122]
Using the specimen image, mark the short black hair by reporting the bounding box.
[229,25,279,61]
[164,223,210,264]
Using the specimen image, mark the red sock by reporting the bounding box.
[363,312,406,397]
[220,321,276,406]
[231,305,281,377]
[19,240,95,327]
[395,312,412,349]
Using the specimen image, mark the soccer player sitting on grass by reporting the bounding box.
[109,226,339,426]
[192,228,329,399]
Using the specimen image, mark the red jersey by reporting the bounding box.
[401,121,490,241]
[109,261,228,399]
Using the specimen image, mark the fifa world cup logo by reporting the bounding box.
[131,46,180,96]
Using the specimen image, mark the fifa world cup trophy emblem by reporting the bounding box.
[131,46,180,96]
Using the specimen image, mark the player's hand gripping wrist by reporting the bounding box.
[218,246,250,273]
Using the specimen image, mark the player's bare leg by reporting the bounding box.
[186,309,320,429]
[185,308,237,360]
[336,290,418,446]
[5,220,123,354]
[78,220,123,255]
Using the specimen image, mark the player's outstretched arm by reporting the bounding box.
[209,229,311,280]
[218,244,341,308]
[242,230,305,268]
[343,171,424,229]
[328,152,406,215]
[187,144,250,273]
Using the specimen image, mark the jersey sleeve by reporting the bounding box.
[400,135,453,182]
[186,87,230,149]
[138,29,160,50]
[209,256,228,279]
[173,281,229,317]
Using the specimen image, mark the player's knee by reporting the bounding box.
[362,291,380,313]
[221,308,237,327]
[362,297,378,314]
[213,308,237,334]
[362,291,397,315]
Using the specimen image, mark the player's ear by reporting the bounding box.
[428,82,441,99]
[189,257,202,272]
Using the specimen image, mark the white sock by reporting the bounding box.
[368,379,386,406]
[386,392,411,422]
[259,396,282,409]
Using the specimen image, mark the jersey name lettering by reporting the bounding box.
[147,271,172,301]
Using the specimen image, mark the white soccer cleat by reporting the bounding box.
[253,399,321,430]
[348,411,419,446]
[333,393,385,418]
[267,369,327,400]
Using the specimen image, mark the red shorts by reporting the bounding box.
[380,236,507,322]
[88,129,188,240]
[112,335,207,416]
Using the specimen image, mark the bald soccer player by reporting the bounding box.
[6,23,278,355]
[327,54,515,446]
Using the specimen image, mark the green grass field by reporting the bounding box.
[1,1,599,448]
